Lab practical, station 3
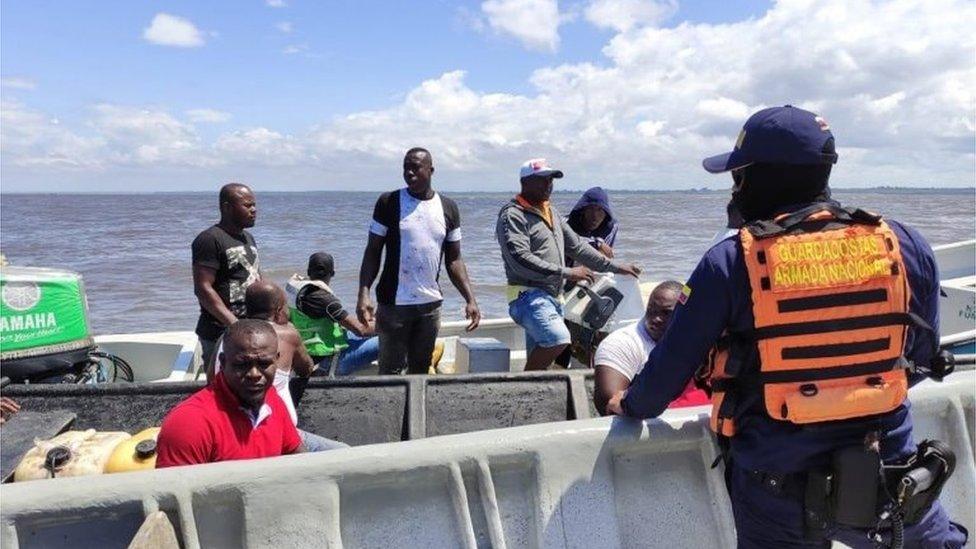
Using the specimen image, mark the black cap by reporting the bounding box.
[307,252,335,280]
[135,439,157,459]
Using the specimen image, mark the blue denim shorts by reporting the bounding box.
[508,288,571,351]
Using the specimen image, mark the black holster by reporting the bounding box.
[831,444,884,528]
[800,438,957,543]
[882,439,956,525]
[800,442,884,540]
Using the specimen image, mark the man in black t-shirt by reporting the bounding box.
[191,183,261,366]
[357,148,481,374]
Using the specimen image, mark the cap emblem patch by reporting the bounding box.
[734,129,747,149]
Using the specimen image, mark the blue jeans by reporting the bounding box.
[315,335,380,376]
[298,429,349,452]
[508,288,571,352]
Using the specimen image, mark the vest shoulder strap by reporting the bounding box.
[287,275,333,308]
[304,279,332,293]
[744,203,882,240]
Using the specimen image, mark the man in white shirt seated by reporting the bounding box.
[593,280,708,415]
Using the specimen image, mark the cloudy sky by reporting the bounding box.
[1,0,973,192]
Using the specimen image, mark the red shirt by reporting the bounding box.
[667,379,710,408]
[156,372,301,468]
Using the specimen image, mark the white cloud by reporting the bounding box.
[143,13,205,48]
[480,0,562,52]
[89,104,208,165]
[3,0,974,190]
[320,0,976,187]
[266,0,287,7]
[282,44,308,55]
[275,21,293,33]
[215,128,306,165]
[186,109,232,123]
[0,100,105,169]
[636,119,665,138]
[695,98,752,121]
[584,0,677,32]
[1,77,36,90]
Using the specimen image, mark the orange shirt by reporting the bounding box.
[515,194,553,228]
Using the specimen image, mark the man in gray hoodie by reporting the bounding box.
[496,159,641,370]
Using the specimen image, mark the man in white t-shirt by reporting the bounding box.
[357,147,481,374]
[593,280,708,414]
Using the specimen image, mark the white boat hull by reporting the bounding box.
[1,371,972,548]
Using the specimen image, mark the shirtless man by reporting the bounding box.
[204,280,314,383]
[208,280,347,451]
[244,281,316,379]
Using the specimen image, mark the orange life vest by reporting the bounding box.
[699,204,921,437]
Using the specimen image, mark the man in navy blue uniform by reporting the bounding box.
[608,106,967,548]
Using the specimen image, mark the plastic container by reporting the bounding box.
[455,338,510,374]
[105,427,161,473]
[14,430,131,482]
[564,273,644,332]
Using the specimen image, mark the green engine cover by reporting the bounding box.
[0,267,94,360]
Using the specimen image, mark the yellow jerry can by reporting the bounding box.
[105,427,162,473]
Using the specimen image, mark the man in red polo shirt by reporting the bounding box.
[157,319,305,467]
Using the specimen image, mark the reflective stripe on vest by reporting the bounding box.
[286,275,348,357]
[703,206,913,435]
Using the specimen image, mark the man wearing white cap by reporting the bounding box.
[495,159,641,370]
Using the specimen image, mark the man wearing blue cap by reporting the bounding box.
[608,106,967,548]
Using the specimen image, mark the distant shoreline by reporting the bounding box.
[3,187,974,196]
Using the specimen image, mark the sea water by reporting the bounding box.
[1,189,973,335]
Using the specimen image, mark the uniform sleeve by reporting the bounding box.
[497,208,564,276]
[298,288,349,322]
[191,230,221,270]
[622,250,734,418]
[369,192,394,237]
[443,196,462,243]
[593,331,639,380]
[156,406,213,468]
[891,221,941,385]
[561,217,614,272]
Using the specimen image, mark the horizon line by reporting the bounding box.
[2,185,974,196]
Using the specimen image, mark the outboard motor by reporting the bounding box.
[562,274,645,367]
[0,266,131,383]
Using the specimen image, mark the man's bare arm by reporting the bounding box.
[340,316,375,338]
[192,264,237,327]
[357,233,385,323]
[287,327,317,377]
[594,366,632,416]
[203,334,224,383]
[444,241,481,331]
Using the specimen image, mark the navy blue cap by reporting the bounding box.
[702,105,838,173]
